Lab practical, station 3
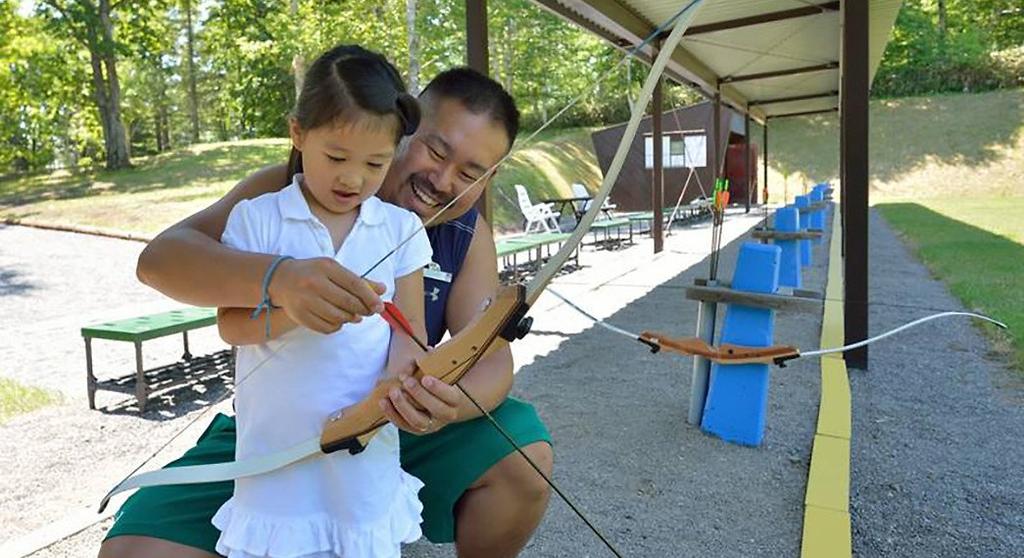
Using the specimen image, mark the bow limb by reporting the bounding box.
[641,311,1007,368]
[639,331,800,365]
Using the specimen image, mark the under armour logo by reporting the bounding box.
[426,286,440,303]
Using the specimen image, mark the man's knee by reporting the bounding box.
[491,441,553,502]
[98,536,217,558]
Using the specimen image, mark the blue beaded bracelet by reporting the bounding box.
[250,255,294,339]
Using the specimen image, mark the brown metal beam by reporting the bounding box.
[720,62,839,84]
[842,0,870,369]
[744,111,751,213]
[766,107,838,120]
[532,0,764,121]
[749,91,839,106]
[762,123,768,205]
[465,0,492,225]
[685,1,839,36]
[652,38,664,254]
[712,89,721,179]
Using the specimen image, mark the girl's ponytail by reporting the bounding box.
[395,93,421,137]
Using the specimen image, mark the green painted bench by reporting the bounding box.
[82,307,233,412]
[625,203,711,234]
[496,232,577,282]
[588,217,633,245]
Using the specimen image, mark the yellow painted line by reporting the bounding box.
[801,505,852,557]
[802,203,852,558]
[820,299,845,352]
[804,433,850,511]
[816,357,850,439]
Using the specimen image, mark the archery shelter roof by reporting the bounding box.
[533,0,902,122]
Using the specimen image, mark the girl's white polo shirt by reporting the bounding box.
[212,175,432,558]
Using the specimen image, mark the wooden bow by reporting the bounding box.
[320,284,527,454]
[639,331,800,366]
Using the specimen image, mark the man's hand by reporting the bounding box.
[268,257,386,333]
[381,375,463,435]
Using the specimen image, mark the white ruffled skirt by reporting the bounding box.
[212,470,424,558]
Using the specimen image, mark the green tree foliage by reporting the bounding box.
[874,0,1023,97]
[3,0,1020,174]
[0,1,97,171]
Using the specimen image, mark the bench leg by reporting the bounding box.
[85,337,96,410]
[134,341,148,413]
[182,331,193,361]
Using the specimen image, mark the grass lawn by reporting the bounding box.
[0,139,287,235]
[876,197,1024,369]
[0,377,60,424]
[760,88,1023,204]
[0,128,603,234]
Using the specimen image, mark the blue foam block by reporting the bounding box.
[794,195,812,267]
[700,242,780,446]
[774,206,802,288]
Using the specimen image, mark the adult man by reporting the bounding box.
[99,67,552,558]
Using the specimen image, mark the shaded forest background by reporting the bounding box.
[1,0,1021,174]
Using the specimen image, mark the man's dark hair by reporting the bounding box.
[421,67,519,152]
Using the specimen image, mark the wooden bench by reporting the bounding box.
[496,232,577,282]
[82,307,233,412]
[588,217,633,245]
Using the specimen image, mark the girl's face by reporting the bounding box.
[289,115,397,215]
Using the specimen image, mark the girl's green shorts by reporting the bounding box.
[105,397,550,551]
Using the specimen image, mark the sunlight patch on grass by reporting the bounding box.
[759,89,1023,205]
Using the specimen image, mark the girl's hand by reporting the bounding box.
[268,257,385,333]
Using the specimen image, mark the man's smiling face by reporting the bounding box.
[379,96,511,224]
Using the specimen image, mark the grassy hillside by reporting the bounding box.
[759,88,1023,203]
[0,130,603,234]
[1,89,1020,232]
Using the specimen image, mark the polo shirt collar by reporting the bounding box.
[277,173,386,226]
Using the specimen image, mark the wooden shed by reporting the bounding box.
[589,101,758,212]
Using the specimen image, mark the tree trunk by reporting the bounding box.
[292,55,306,98]
[937,0,947,40]
[98,0,131,168]
[406,0,419,94]
[88,48,116,167]
[289,0,305,99]
[162,106,171,150]
[502,16,513,92]
[154,110,164,152]
[184,0,200,143]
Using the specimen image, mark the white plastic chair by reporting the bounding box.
[514,184,560,233]
[572,182,616,220]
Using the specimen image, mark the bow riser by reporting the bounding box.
[319,284,527,454]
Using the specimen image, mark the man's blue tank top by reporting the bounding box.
[424,209,478,346]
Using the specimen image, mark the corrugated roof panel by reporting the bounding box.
[536,0,901,119]
[868,0,902,84]
[759,96,839,117]
[633,0,817,29]
[682,12,839,79]
[733,70,839,101]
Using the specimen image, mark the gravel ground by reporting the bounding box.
[3,204,1019,558]
[849,210,1024,558]
[406,208,826,558]
[0,223,234,552]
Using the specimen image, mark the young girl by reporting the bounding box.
[213,45,432,558]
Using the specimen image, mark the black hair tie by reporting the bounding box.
[395,93,421,136]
